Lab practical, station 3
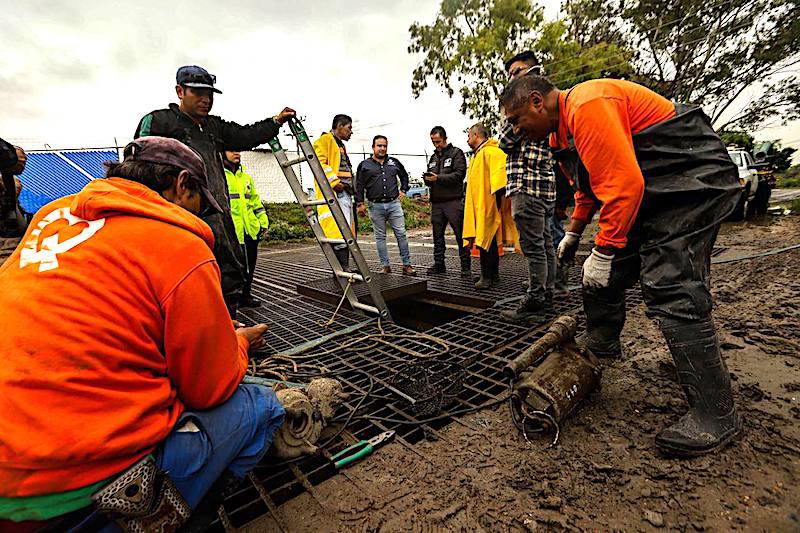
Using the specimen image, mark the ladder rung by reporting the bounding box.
[301,198,329,207]
[334,271,365,282]
[319,238,346,245]
[352,302,381,315]
[281,156,307,168]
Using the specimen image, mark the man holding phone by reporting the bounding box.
[424,126,470,277]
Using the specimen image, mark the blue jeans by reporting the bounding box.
[156,384,284,507]
[368,199,411,266]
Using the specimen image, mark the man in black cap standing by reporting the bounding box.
[135,65,295,316]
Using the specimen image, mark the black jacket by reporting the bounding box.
[424,144,466,203]
[134,104,281,309]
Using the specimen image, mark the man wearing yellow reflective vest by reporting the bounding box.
[223,151,269,308]
[313,114,357,270]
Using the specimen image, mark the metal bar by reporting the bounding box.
[319,238,347,245]
[281,155,308,167]
[301,198,329,207]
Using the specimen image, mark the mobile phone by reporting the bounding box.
[423,171,434,177]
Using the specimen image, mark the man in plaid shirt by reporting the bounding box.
[499,51,558,322]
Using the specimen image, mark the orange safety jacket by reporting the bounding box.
[0,178,250,497]
[550,79,675,249]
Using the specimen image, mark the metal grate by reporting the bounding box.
[211,241,651,530]
[297,273,427,306]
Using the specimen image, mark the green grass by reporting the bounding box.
[263,198,432,243]
[775,165,800,188]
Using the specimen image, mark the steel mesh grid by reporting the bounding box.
[215,238,650,529]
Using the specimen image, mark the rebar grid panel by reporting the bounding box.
[240,285,363,353]
[255,251,544,308]
[297,273,428,305]
[208,312,558,530]
[213,240,653,530]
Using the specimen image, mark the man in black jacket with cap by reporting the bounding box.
[135,65,295,316]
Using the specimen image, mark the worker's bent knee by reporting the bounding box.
[236,384,286,444]
[641,280,713,321]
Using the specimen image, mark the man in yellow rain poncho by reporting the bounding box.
[313,114,357,270]
[463,123,515,290]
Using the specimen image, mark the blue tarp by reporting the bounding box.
[17,150,118,215]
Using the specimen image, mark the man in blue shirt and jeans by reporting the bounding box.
[356,136,417,276]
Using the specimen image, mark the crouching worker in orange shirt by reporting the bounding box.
[0,137,285,532]
[500,76,742,458]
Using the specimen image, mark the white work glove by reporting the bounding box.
[557,231,581,263]
[582,248,615,289]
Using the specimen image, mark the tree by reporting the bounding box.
[563,0,800,130]
[762,142,797,172]
[408,0,630,132]
[719,130,755,151]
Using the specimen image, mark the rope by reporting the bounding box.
[322,276,355,327]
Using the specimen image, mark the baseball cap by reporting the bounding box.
[176,65,222,94]
[123,136,223,215]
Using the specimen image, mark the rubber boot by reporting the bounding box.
[576,287,625,357]
[179,471,243,533]
[475,254,493,289]
[500,291,549,322]
[475,276,492,290]
[656,317,742,457]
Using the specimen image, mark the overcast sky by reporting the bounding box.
[1,0,797,177]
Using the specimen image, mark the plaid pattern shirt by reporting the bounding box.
[498,121,556,201]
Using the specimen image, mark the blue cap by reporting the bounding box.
[176,65,222,94]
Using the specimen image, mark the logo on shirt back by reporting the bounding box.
[19,207,105,272]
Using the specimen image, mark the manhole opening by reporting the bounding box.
[386,292,477,331]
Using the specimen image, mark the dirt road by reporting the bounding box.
[247,214,800,532]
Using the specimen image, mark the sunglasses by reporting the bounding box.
[509,65,543,79]
[183,72,216,85]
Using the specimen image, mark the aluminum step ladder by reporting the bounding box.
[267,117,391,320]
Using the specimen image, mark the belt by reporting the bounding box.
[369,197,398,204]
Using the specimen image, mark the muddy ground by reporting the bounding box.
[246,213,800,532]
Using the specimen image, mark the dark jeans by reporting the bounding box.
[431,198,470,270]
[243,234,259,299]
[511,193,555,296]
[479,240,499,278]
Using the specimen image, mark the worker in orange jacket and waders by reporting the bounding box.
[500,76,742,457]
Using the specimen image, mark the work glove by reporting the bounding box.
[582,248,614,289]
[557,231,580,263]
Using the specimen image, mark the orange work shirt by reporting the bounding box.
[550,79,675,249]
[0,178,250,497]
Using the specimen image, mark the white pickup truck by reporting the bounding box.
[726,148,760,220]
